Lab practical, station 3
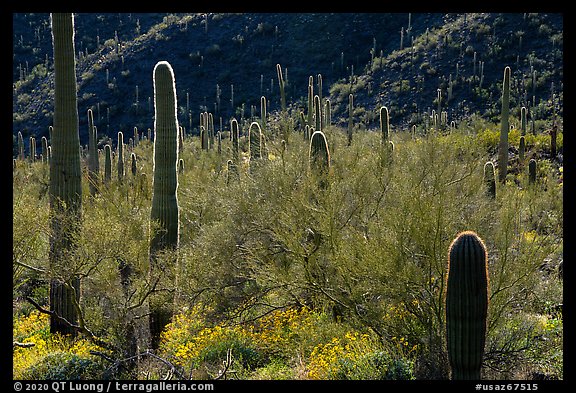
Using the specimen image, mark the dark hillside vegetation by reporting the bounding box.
[13,13,446,151]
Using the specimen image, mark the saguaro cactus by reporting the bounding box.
[347,93,354,146]
[149,61,180,347]
[87,108,99,195]
[48,12,82,337]
[18,131,25,160]
[309,130,331,177]
[104,144,112,183]
[498,66,511,184]
[249,121,263,161]
[483,162,496,199]
[117,131,125,183]
[41,136,49,164]
[325,99,331,128]
[260,95,267,135]
[519,136,526,163]
[276,63,286,113]
[529,159,537,184]
[445,231,489,380]
[314,95,321,132]
[231,118,240,164]
[380,106,389,143]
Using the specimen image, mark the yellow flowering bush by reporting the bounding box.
[160,305,260,371]
[13,311,104,379]
[306,331,375,379]
[247,306,315,356]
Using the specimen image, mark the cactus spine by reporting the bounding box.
[445,231,489,380]
[498,66,511,184]
[149,61,180,347]
[48,12,82,337]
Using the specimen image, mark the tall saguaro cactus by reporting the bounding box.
[445,231,489,380]
[48,12,82,337]
[117,131,125,183]
[149,60,180,347]
[483,162,496,199]
[498,66,511,184]
[380,106,389,143]
[87,108,99,195]
[309,130,331,178]
[276,63,289,143]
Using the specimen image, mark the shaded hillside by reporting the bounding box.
[328,13,563,131]
[13,12,445,151]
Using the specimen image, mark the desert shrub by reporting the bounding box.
[20,351,106,380]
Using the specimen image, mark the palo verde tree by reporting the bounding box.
[48,12,83,337]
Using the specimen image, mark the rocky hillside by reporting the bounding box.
[13,12,563,152]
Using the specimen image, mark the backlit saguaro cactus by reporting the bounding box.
[41,136,49,164]
[149,60,180,347]
[260,95,267,135]
[445,231,488,380]
[380,106,389,143]
[104,144,112,183]
[519,136,526,162]
[249,121,262,161]
[313,95,321,132]
[18,131,25,160]
[48,12,82,337]
[117,131,125,183]
[483,161,496,199]
[347,93,354,146]
[529,159,537,184]
[498,66,511,184]
[445,231,489,380]
[231,118,240,164]
[307,79,314,129]
[520,106,527,136]
[276,63,286,113]
[309,130,331,177]
[131,152,137,176]
[87,108,99,195]
[276,63,289,143]
[325,99,331,128]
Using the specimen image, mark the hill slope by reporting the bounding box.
[12,12,563,152]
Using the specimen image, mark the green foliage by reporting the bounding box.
[21,352,106,380]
